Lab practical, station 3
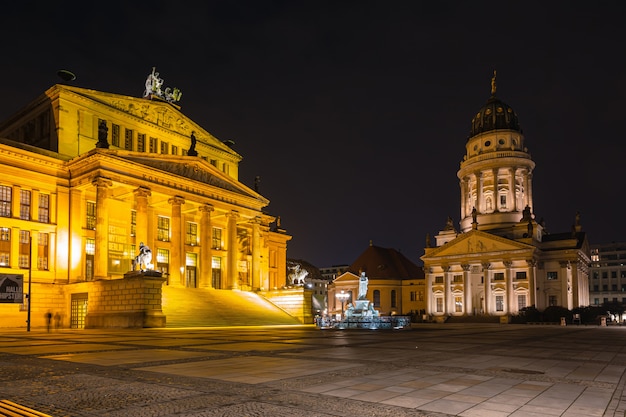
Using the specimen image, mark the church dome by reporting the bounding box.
[469,72,521,138]
[469,96,521,138]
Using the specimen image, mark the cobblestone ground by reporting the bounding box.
[0,324,625,416]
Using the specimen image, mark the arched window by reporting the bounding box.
[391,290,397,308]
[373,290,381,307]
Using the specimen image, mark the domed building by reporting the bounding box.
[421,73,590,320]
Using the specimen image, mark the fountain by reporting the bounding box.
[318,272,411,330]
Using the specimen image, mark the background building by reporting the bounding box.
[328,242,425,317]
[0,78,293,328]
[421,75,590,320]
[589,242,626,306]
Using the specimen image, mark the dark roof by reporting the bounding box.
[348,245,424,280]
[470,96,521,138]
[541,231,587,249]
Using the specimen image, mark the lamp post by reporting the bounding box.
[335,290,350,319]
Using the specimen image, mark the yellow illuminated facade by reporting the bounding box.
[421,75,590,320]
[0,83,291,328]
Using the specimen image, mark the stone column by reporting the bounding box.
[133,187,151,251]
[504,260,513,314]
[227,211,239,290]
[199,204,213,288]
[527,259,537,308]
[168,196,185,286]
[560,261,570,309]
[476,172,483,213]
[424,267,433,315]
[508,168,516,212]
[251,217,261,290]
[462,264,472,315]
[11,185,20,219]
[492,168,499,212]
[527,171,534,211]
[482,262,491,314]
[93,177,112,279]
[443,265,451,315]
[460,178,467,220]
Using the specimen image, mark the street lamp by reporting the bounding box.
[335,290,350,319]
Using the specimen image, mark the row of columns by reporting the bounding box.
[427,260,537,315]
[91,178,263,289]
[460,167,533,219]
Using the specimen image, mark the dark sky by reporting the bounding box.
[2,1,626,268]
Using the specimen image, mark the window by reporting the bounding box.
[0,185,11,217]
[20,190,31,220]
[111,124,120,147]
[611,271,617,279]
[418,291,424,301]
[612,284,618,291]
[186,222,198,245]
[621,271,626,278]
[160,141,169,154]
[124,128,133,150]
[157,216,170,241]
[593,285,599,291]
[86,201,96,230]
[547,271,558,280]
[516,271,527,280]
[602,271,608,279]
[212,227,222,249]
[212,256,222,289]
[0,227,10,266]
[19,230,30,268]
[495,295,504,311]
[453,275,463,283]
[130,210,136,237]
[85,238,95,280]
[500,195,506,208]
[549,295,557,306]
[455,296,463,312]
[593,272,599,279]
[373,290,381,307]
[38,194,49,223]
[222,163,229,175]
[434,276,443,284]
[137,133,146,152]
[149,137,158,153]
[186,253,197,288]
[391,290,397,308]
[494,272,504,281]
[518,294,526,310]
[171,145,178,155]
[156,248,169,275]
[436,297,443,313]
[603,285,608,291]
[38,233,49,270]
[410,291,416,301]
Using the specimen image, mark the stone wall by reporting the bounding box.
[85,273,166,328]
[258,287,314,324]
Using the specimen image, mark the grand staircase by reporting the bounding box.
[161,286,301,327]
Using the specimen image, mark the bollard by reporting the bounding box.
[560,317,566,326]
[600,317,607,327]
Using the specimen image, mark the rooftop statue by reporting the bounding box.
[143,67,182,103]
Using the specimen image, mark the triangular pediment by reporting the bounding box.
[422,230,534,261]
[117,154,260,200]
[61,86,238,157]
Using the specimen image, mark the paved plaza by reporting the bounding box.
[0,323,625,416]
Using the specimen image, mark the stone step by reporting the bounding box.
[161,287,300,327]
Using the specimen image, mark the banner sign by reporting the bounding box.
[0,274,24,303]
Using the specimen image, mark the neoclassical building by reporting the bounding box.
[421,74,590,319]
[0,74,291,328]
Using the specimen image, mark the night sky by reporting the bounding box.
[2,2,626,268]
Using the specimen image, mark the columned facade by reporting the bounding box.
[422,74,590,319]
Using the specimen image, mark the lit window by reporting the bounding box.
[86,201,96,230]
[156,248,169,275]
[186,222,198,245]
[38,194,49,223]
[160,141,169,154]
[20,190,31,220]
[455,296,463,312]
[0,227,10,266]
[518,294,526,310]
[157,216,170,241]
[496,295,504,311]
[516,271,527,280]
[436,297,443,313]
[130,210,136,237]
[19,230,30,268]
[434,276,443,284]
[212,227,222,249]
[453,275,463,283]
[38,233,48,270]
[0,185,11,217]
[547,271,558,280]
[494,272,504,281]
[171,145,178,155]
